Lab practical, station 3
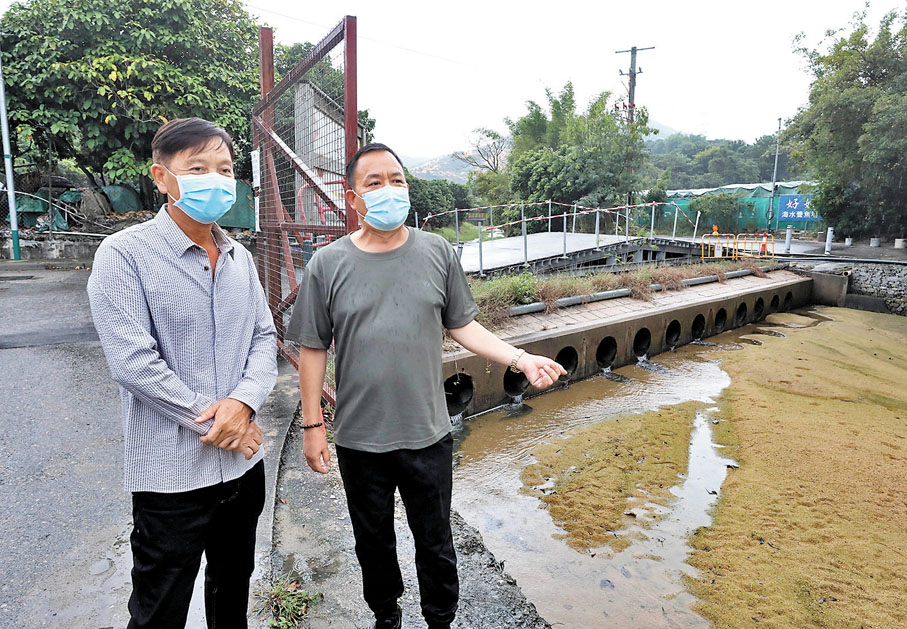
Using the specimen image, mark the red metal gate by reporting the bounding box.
[253,17,361,403]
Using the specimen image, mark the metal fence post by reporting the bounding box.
[489,206,493,236]
[562,212,568,258]
[672,205,678,239]
[824,226,834,255]
[0,39,18,259]
[571,203,577,233]
[650,203,655,238]
[521,203,528,266]
[478,220,485,276]
[415,212,419,229]
[615,209,619,237]
[547,199,552,232]
[693,210,701,242]
[594,209,600,249]
[625,206,630,243]
[784,224,793,254]
[47,138,54,238]
[454,208,459,245]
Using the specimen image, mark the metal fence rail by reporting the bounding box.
[253,17,359,403]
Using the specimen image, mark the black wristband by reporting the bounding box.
[301,421,324,430]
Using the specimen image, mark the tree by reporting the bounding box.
[405,171,456,229]
[1,0,261,206]
[785,9,907,238]
[451,128,509,174]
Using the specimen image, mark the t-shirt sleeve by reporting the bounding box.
[442,243,479,329]
[285,255,333,349]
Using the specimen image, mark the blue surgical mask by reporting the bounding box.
[354,185,411,231]
[162,165,237,224]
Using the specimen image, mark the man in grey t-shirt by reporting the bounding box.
[286,143,565,629]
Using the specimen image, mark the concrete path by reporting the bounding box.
[0,260,295,628]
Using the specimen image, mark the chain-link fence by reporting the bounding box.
[253,18,360,402]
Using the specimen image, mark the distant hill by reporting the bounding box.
[408,154,475,184]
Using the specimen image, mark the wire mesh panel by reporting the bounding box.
[253,17,358,403]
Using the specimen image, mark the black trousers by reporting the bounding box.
[127,460,265,629]
[336,433,458,626]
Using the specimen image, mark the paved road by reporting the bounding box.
[0,260,294,628]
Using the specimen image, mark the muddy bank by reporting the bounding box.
[687,308,907,627]
[271,421,549,628]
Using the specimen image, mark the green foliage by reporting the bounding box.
[784,9,907,238]
[406,171,463,228]
[1,0,261,194]
[492,88,652,234]
[689,192,739,231]
[645,133,800,190]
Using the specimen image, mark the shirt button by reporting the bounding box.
[203,265,210,271]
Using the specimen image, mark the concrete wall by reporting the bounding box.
[847,263,907,316]
[442,278,812,418]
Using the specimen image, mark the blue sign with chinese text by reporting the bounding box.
[778,195,819,222]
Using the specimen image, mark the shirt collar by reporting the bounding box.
[156,206,235,258]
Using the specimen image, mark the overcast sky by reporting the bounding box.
[2,0,904,161]
[243,0,904,161]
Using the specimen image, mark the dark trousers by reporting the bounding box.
[127,460,265,629]
[336,433,458,626]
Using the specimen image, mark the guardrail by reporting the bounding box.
[700,233,776,261]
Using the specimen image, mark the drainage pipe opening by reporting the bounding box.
[444,374,474,417]
[665,320,681,348]
[503,369,530,397]
[735,303,748,327]
[770,294,780,312]
[554,346,579,380]
[596,336,617,368]
[754,297,765,321]
[714,308,728,333]
[783,291,793,312]
[633,328,651,358]
[691,314,706,340]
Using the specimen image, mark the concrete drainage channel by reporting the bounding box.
[443,271,811,418]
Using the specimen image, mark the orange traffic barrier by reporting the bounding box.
[701,233,737,260]
[736,232,775,260]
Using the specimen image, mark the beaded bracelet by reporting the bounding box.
[301,421,324,430]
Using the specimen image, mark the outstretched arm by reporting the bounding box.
[447,320,566,389]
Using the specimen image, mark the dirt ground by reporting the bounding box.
[687,308,907,627]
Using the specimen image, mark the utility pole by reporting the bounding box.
[769,117,781,231]
[616,46,654,224]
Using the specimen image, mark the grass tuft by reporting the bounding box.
[255,574,323,629]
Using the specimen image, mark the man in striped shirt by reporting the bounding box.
[88,118,277,628]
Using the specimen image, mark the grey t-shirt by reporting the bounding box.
[286,228,478,452]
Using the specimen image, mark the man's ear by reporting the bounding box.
[150,163,171,196]
[345,188,359,210]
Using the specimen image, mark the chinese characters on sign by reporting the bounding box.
[778,195,820,222]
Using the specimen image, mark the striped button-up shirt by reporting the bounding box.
[87,207,277,493]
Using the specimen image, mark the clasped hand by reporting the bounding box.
[196,398,262,460]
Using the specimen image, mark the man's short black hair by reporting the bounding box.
[345,142,405,189]
[152,117,234,165]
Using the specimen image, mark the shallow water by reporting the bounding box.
[452,336,751,627]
